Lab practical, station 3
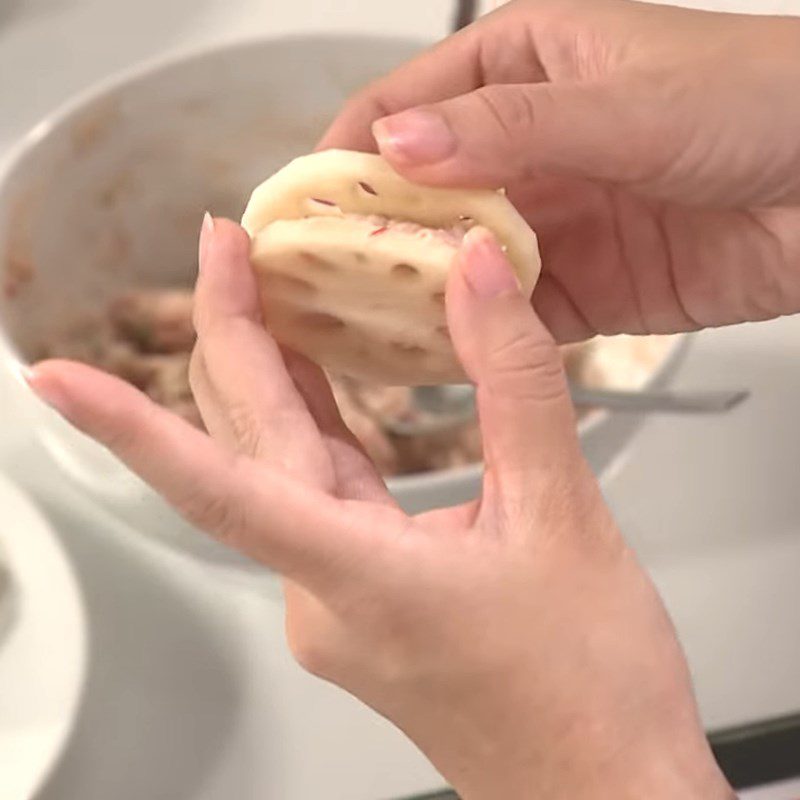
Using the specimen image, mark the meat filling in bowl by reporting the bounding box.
[34,288,673,476]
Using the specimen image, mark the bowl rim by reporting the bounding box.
[0,31,431,196]
[0,30,689,495]
[385,332,690,490]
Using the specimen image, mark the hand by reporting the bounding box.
[319,0,800,342]
[27,218,733,799]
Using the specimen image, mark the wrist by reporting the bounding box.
[412,683,735,800]
[449,741,735,800]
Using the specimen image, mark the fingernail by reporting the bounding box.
[373,110,457,165]
[461,227,521,299]
[15,361,34,385]
[198,212,215,272]
[24,366,67,415]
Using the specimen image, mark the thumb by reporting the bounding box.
[447,227,583,493]
[373,79,670,190]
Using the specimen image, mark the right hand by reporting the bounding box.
[319,0,800,342]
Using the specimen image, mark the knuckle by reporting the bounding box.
[176,484,245,544]
[341,85,393,127]
[488,331,567,402]
[473,85,538,140]
[99,419,137,453]
[202,315,243,348]
[226,400,266,458]
[98,401,156,456]
[344,86,372,113]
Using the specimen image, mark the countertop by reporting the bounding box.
[2,0,800,798]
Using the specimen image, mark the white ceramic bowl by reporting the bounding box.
[0,35,686,570]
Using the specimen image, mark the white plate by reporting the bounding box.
[0,473,87,800]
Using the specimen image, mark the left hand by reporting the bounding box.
[26,217,730,799]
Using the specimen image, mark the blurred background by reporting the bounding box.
[1,0,800,798]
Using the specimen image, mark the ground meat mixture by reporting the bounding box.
[343,213,473,248]
[35,287,664,476]
[3,252,36,300]
[109,290,195,353]
[35,291,200,430]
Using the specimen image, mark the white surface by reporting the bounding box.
[741,778,800,800]
[605,317,800,732]
[1,0,800,798]
[0,474,87,800]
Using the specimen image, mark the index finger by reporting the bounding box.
[191,217,328,473]
[316,3,547,152]
[26,360,373,586]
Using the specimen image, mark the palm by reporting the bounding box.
[511,175,800,343]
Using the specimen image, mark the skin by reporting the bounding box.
[27,222,733,798]
[24,0,800,796]
[320,0,800,341]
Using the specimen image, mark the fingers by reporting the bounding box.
[280,348,393,503]
[193,216,391,501]
[317,25,482,153]
[318,0,648,185]
[187,346,240,447]
[192,216,331,480]
[316,3,546,153]
[446,227,584,498]
[372,78,676,190]
[25,360,367,582]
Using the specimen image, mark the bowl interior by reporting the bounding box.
[0,36,424,357]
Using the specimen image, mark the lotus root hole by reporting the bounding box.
[300,251,334,271]
[391,342,427,357]
[263,273,316,295]
[391,263,421,280]
[307,197,341,214]
[298,311,346,330]
[358,181,378,196]
[436,325,450,337]
[432,291,446,305]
